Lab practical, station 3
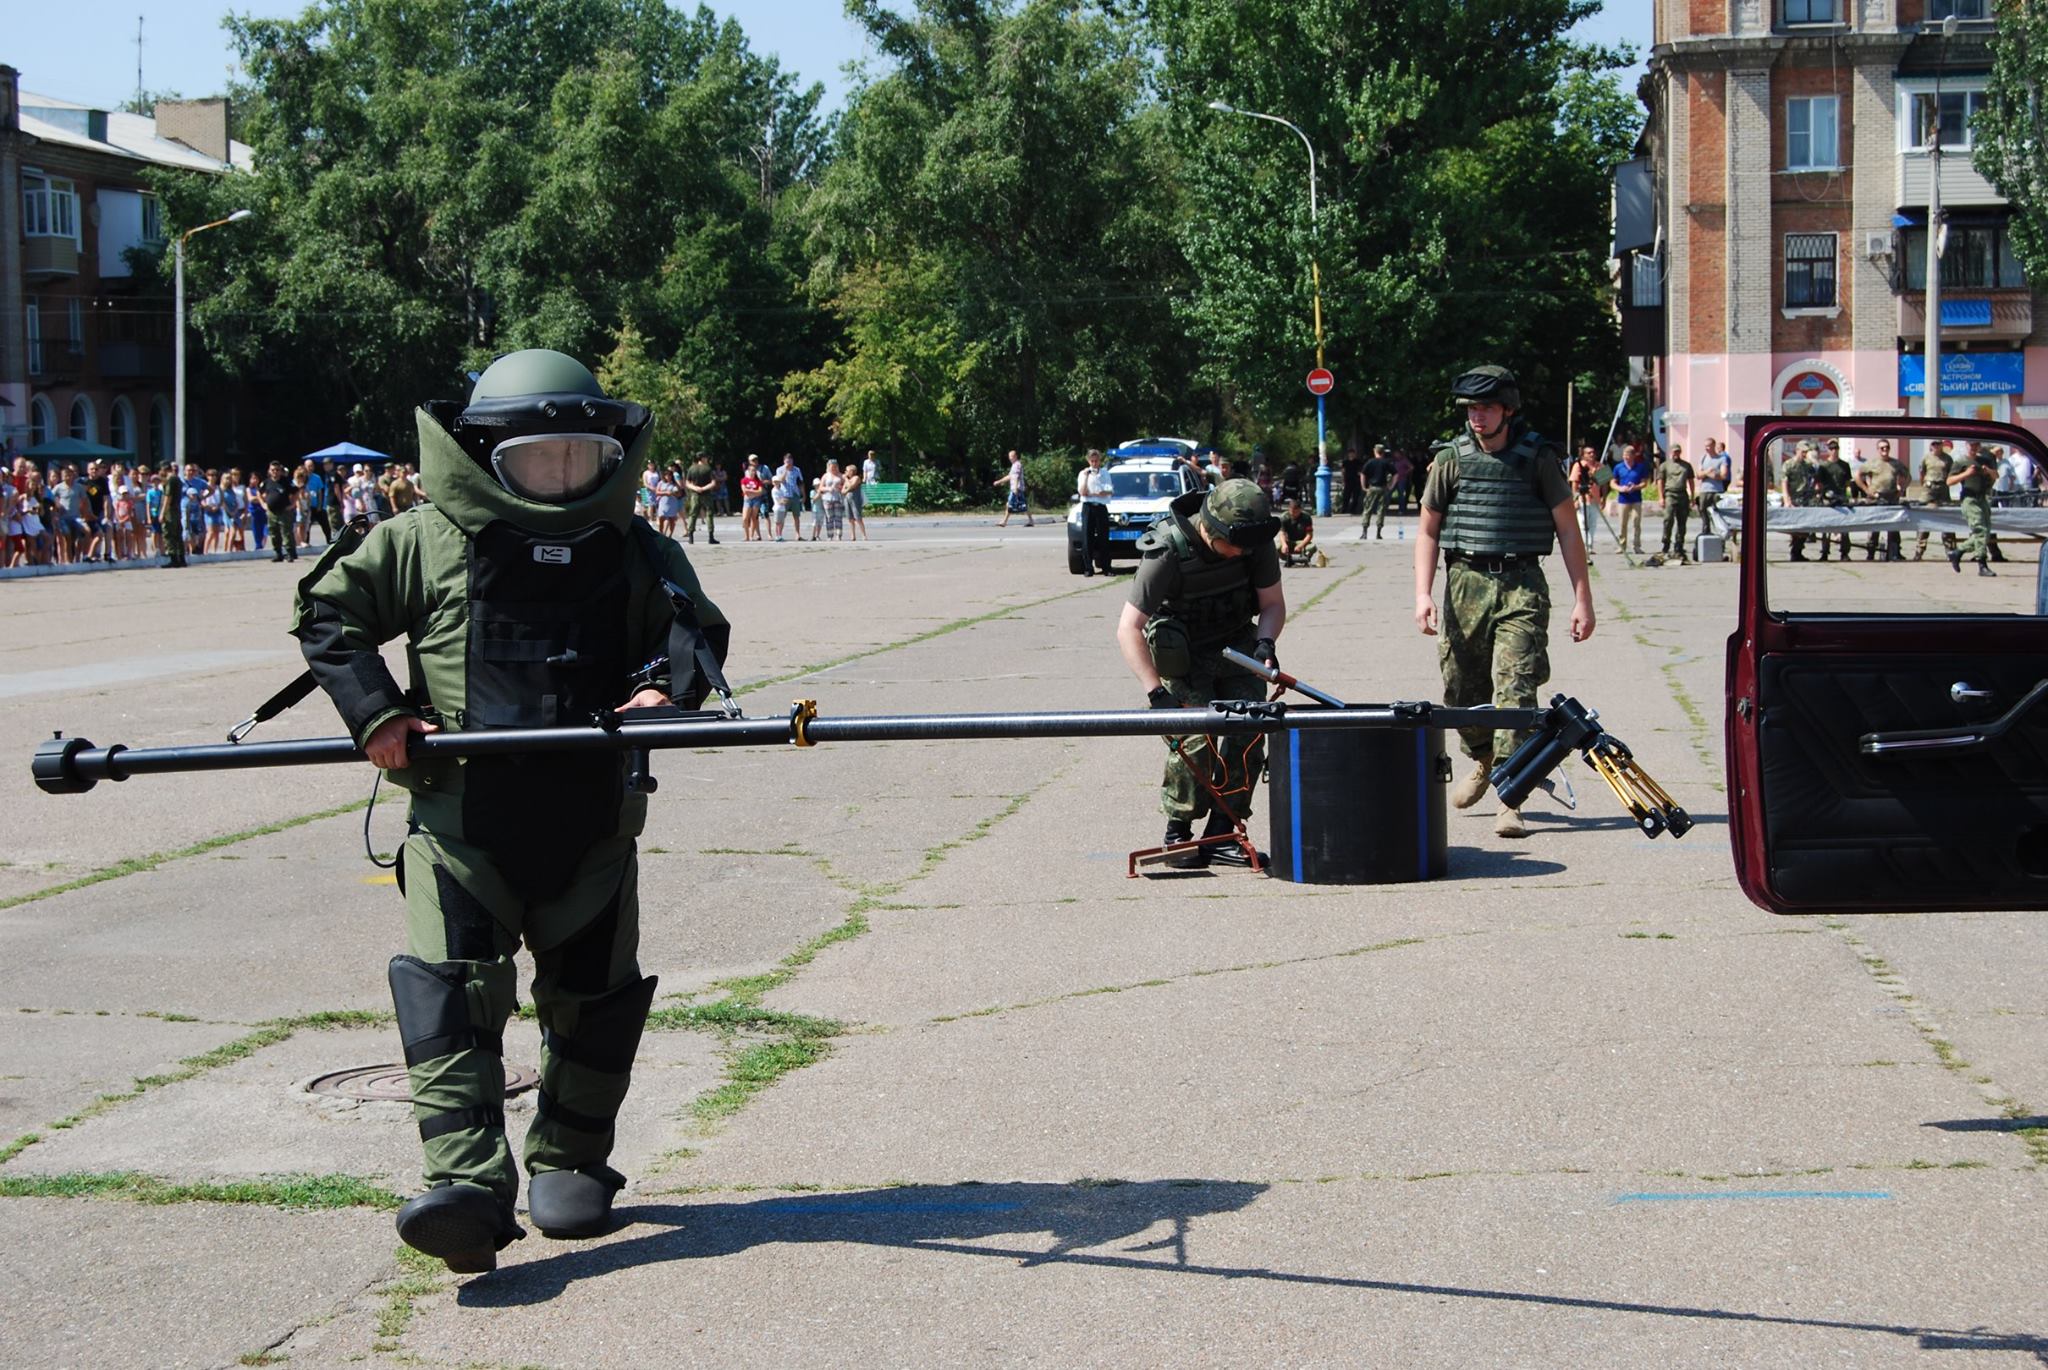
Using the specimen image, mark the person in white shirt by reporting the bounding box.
[862,450,880,485]
[1075,447,1112,575]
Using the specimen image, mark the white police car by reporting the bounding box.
[1067,439,1206,575]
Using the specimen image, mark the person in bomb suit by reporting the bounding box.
[1116,479,1285,868]
[1413,365,1595,840]
[293,350,729,1272]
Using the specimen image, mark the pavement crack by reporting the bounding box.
[929,933,1449,1024]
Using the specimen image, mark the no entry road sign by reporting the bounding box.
[1305,368,1335,396]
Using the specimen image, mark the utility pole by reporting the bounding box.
[1923,14,1960,426]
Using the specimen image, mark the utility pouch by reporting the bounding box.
[1145,615,1194,682]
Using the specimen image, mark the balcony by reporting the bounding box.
[1898,292,2032,343]
[23,235,79,279]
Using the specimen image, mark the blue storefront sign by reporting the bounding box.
[1899,351,2025,396]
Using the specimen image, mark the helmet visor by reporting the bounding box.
[489,433,624,503]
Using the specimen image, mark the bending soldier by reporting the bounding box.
[1413,365,1594,839]
[1278,498,1321,567]
[1116,479,1285,868]
[294,350,729,1273]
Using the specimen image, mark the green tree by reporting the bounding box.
[1152,0,1638,450]
[153,0,827,457]
[1977,1,2048,281]
[785,0,1199,462]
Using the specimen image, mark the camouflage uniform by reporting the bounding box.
[1440,560,1552,762]
[1861,456,1904,561]
[1954,455,1998,566]
[1657,455,1694,559]
[1916,446,1957,561]
[1817,452,1854,560]
[1783,447,1819,560]
[684,459,717,542]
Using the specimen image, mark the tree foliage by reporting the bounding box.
[1152,0,1639,448]
[157,0,825,455]
[155,0,1636,464]
[1977,0,2048,282]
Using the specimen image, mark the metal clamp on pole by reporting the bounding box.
[790,699,819,747]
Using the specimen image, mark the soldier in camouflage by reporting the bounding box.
[1412,366,1595,840]
[1945,443,2000,576]
[1781,440,1820,561]
[1858,439,1907,562]
[1117,478,1285,868]
[1915,439,1958,562]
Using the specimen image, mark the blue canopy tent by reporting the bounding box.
[303,441,392,465]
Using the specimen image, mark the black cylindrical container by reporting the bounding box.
[1266,717,1449,884]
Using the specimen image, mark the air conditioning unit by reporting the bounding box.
[1865,233,1892,261]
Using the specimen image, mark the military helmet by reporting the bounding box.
[1198,478,1281,549]
[1451,364,1522,412]
[430,349,650,504]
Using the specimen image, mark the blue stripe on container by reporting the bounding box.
[1614,1190,1891,1204]
[1289,729,1304,882]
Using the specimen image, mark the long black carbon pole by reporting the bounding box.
[33,701,1548,794]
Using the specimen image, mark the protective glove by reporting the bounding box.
[1253,637,1279,672]
[1147,685,1177,709]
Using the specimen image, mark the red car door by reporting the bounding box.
[1728,416,2048,913]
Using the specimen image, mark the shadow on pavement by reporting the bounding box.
[461,1180,2048,1355]
[1924,1115,2048,1133]
[1445,849,1569,879]
[465,1180,1264,1306]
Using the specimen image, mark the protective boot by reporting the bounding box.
[527,1163,626,1239]
[1451,758,1493,810]
[1162,819,1205,869]
[1494,805,1528,839]
[1948,547,1963,573]
[1202,806,1265,869]
[395,1182,524,1274]
[1978,558,1996,577]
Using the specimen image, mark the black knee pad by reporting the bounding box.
[546,974,659,1077]
[388,956,513,1066]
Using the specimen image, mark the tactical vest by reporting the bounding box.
[1784,462,1817,505]
[1136,495,1259,651]
[1921,455,1953,503]
[1437,428,1558,558]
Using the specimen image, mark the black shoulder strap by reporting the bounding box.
[630,521,737,715]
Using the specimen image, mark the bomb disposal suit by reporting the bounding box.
[293,350,728,1272]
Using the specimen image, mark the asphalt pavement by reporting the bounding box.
[2,509,2044,1368]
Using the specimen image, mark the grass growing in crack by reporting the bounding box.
[0,1010,392,1168]
[236,1354,287,1367]
[1290,565,1363,616]
[693,1039,832,1125]
[0,797,372,913]
[373,1246,445,1350]
[0,1171,399,1209]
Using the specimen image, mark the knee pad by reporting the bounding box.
[388,955,518,1068]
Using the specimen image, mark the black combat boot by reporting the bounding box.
[1947,547,1963,573]
[1162,819,1204,869]
[1979,559,1996,577]
[1200,808,1265,869]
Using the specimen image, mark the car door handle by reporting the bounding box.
[1861,678,2048,756]
[1951,682,1996,704]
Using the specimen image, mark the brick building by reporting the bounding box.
[1,65,251,465]
[1617,0,2029,456]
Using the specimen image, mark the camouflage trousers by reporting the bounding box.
[1439,560,1552,762]
[1360,487,1389,536]
[395,825,654,1204]
[685,497,715,539]
[1145,618,1267,823]
[1956,494,1994,561]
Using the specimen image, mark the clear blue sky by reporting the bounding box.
[8,0,1647,115]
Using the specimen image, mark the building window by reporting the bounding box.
[69,395,97,444]
[29,395,56,448]
[110,398,136,456]
[149,397,172,463]
[1930,0,1989,19]
[140,193,164,244]
[1787,97,1840,170]
[1630,250,1664,308]
[67,298,85,355]
[21,172,79,240]
[1784,0,1837,23]
[1785,234,1839,309]
[25,300,42,375]
[1909,90,1987,152]
[1900,221,2029,290]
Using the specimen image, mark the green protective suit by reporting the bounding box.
[294,403,726,1208]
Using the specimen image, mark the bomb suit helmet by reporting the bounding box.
[433,350,651,505]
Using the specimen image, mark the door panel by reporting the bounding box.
[1755,650,2048,909]
[1730,416,2048,913]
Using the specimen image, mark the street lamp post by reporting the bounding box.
[174,209,254,475]
[1922,14,1959,429]
[1208,100,1332,516]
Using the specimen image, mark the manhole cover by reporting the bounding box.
[306,1063,539,1102]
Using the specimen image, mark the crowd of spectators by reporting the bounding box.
[3,454,424,570]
